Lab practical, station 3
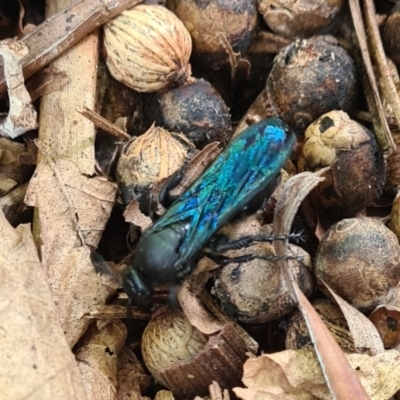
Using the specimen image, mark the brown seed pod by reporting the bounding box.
[266,36,358,132]
[286,297,355,353]
[116,125,194,206]
[103,5,192,93]
[166,0,257,70]
[298,111,385,220]
[143,78,232,148]
[213,242,313,324]
[314,217,400,310]
[141,305,207,386]
[369,305,400,348]
[258,0,344,39]
[383,2,400,67]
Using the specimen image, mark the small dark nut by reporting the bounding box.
[167,0,257,70]
[258,0,344,39]
[314,217,400,309]
[141,305,207,386]
[213,243,312,324]
[286,297,355,353]
[266,36,358,132]
[299,111,385,220]
[383,3,400,67]
[116,125,194,206]
[143,78,232,148]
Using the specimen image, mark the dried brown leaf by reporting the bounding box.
[0,211,87,400]
[24,157,118,346]
[123,200,152,230]
[178,282,225,335]
[273,169,369,399]
[321,281,384,354]
[76,320,127,399]
[234,349,400,400]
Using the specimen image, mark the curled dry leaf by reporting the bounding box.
[0,212,87,400]
[234,349,400,400]
[0,38,37,138]
[178,281,225,335]
[273,169,369,399]
[76,320,127,399]
[322,280,384,354]
[123,200,152,231]
[24,157,118,346]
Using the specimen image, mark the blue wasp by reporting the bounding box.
[122,118,297,306]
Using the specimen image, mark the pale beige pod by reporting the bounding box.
[104,5,192,92]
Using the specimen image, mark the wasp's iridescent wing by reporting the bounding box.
[144,118,296,266]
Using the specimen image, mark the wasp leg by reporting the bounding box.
[208,231,304,253]
[159,169,185,208]
[168,284,181,312]
[204,251,304,266]
[90,250,118,276]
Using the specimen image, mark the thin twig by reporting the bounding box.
[77,105,131,141]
